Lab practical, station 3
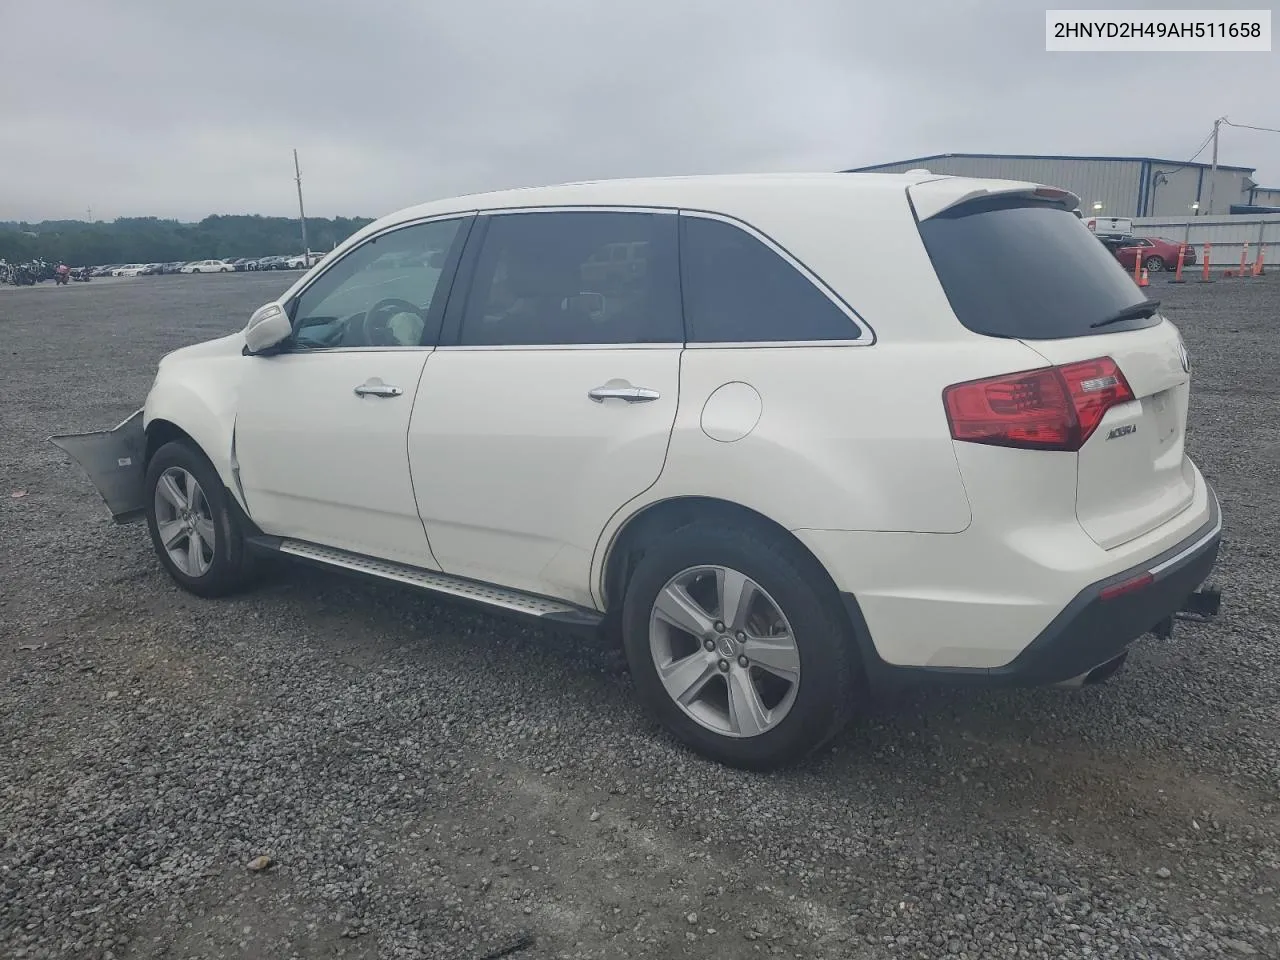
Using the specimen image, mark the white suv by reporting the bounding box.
[52,173,1222,769]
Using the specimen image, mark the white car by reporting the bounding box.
[180,259,233,274]
[112,264,149,277]
[284,252,325,269]
[50,173,1223,769]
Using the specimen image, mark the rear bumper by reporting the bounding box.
[842,486,1222,687]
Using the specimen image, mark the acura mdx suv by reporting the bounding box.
[52,172,1222,769]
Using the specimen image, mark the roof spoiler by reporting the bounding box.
[909,178,1082,221]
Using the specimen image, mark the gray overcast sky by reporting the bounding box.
[1,0,1277,222]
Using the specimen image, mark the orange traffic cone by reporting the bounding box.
[1138,266,1150,288]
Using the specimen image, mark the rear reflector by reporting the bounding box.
[1100,572,1154,601]
[943,357,1134,452]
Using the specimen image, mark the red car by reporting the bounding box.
[1111,236,1196,273]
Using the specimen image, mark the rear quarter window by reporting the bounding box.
[916,198,1160,339]
[680,215,861,343]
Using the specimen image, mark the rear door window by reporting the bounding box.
[916,198,1159,339]
[455,211,682,346]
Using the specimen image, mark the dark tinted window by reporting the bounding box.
[458,211,681,346]
[680,215,860,343]
[917,199,1158,339]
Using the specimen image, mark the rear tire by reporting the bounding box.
[144,441,254,598]
[620,522,858,770]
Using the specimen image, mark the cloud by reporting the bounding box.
[2,0,1275,221]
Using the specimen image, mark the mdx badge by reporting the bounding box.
[1107,424,1138,440]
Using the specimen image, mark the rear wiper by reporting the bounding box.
[1091,299,1161,328]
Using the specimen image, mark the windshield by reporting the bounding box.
[917,197,1160,339]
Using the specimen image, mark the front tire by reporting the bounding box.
[1144,255,1165,273]
[145,441,254,598]
[620,523,858,770]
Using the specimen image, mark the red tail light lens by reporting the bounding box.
[1099,572,1153,600]
[943,357,1134,452]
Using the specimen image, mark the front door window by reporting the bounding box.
[291,218,467,350]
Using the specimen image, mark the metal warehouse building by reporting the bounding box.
[845,153,1259,218]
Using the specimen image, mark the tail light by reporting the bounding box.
[943,357,1134,452]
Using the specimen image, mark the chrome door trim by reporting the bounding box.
[480,205,679,217]
[434,342,682,352]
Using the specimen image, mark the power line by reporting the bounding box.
[1221,119,1280,135]
[1184,128,1216,164]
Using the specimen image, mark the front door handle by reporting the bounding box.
[354,378,403,398]
[588,384,661,403]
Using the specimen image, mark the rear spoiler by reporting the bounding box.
[908,178,1082,221]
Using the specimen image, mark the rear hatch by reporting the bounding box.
[913,183,1196,549]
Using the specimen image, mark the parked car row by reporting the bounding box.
[84,253,329,278]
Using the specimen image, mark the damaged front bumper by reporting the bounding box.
[48,408,147,523]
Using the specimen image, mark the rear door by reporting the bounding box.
[407,209,683,606]
[915,191,1195,549]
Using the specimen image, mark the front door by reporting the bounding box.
[408,209,684,606]
[234,215,471,567]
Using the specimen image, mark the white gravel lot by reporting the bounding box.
[1,272,1278,960]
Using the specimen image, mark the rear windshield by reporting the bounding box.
[916,197,1160,339]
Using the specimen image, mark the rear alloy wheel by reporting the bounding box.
[650,566,801,737]
[621,523,858,770]
[145,441,254,597]
[1144,255,1165,273]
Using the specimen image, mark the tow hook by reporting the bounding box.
[1152,584,1222,640]
[1180,584,1222,618]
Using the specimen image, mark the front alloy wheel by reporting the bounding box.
[144,440,255,597]
[153,466,215,577]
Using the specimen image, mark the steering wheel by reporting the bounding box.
[362,298,426,346]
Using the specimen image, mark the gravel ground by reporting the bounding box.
[2,272,1278,960]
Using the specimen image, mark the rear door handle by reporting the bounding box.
[588,385,661,403]
[354,378,403,398]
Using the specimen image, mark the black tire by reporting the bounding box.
[144,440,254,598]
[1144,255,1165,273]
[192,268,201,274]
[620,522,859,770]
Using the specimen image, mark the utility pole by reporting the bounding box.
[86,206,92,223]
[293,149,309,256]
[1206,117,1223,216]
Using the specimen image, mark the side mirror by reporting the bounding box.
[244,302,292,355]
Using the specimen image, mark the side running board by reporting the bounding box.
[253,537,604,633]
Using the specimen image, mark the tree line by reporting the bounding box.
[0,214,375,266]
